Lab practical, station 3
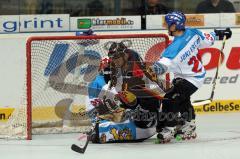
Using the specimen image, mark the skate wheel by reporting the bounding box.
[175,135,182,141]
[157,133,163,139]
[154,139,161,144]
[192,134,197,139]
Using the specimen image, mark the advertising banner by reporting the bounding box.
[70,16,141,31]
[147,13,238,29]
[0,14,69,33]
[194,100,240,114]
[0,15,19,33]
[162,14,205,28]
[236,13,240,25]
[19,14,70,32]
[191,33,240,101]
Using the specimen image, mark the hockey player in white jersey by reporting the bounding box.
[151,11,232,143]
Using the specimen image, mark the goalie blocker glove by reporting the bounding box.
[214,28,232,40]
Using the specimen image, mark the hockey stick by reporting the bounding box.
[71,129,93,154]
[71,81,112,154]
[192,36,227,106]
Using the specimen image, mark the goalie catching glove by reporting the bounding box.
[214,28,232,40]
[91,91,138,122]
[91,95,125,122]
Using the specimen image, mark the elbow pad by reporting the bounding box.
[152,62,168,75]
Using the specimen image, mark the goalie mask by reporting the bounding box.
[104,40,133,68]
[104,40,132,59]
[107,42,127,59]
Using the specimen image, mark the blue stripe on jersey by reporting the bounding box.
[162,28,202,59]
[189,28,205,40]
[194,71,206,78]
[88,74,106,99]
[210,32,216,40]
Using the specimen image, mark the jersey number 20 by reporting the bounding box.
[188,56,202,73]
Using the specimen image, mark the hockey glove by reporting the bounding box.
[214,28,232,40]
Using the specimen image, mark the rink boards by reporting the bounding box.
[0,99,240,122]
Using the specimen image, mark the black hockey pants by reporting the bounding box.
[157,78,198,129]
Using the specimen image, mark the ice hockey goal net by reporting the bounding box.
[0,33,169,140]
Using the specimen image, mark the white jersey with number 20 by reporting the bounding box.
[158,28,215,88]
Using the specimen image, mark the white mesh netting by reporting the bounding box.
[0,34,168,139]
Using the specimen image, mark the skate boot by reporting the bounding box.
[156,126,177,144]
[175,120,197,141]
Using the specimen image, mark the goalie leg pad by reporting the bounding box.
[95,119,156,143]
[98,120,137,143]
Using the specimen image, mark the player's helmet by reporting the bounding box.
[165,11,186,30]
[107,42,127,59]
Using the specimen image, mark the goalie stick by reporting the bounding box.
[71,81,112,154]
[192,35,227,106]
[71,129,93,154]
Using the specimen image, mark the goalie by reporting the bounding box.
[86,41,163,143]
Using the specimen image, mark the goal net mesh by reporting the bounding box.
[0,34,169,139]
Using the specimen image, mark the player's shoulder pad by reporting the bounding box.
[187,28,204,39]
[188,28,215,40]
[162,38,183,59]
[162,28,205,59]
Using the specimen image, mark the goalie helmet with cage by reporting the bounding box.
[165,11,186,30]
[105,40,132,59]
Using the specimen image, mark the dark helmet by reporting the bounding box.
[105,40,131,59]
[107,42,128,59]
[165,11,186,30]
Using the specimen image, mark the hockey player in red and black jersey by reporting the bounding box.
[87,40,164,143]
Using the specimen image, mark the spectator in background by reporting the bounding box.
[196,0,235,13]
[138,0,171,15]
[39,0,53,14]
[138,0,171,29]
[86,0,104,16]
[66,1,83,16]
[24,0,37,14]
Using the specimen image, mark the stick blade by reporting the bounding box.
[192,99,212,106]
[71,144,85,154]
